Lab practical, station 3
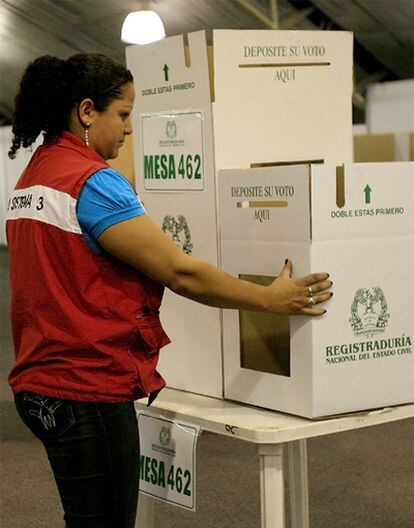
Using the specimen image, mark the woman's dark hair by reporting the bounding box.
[8,53,133,159]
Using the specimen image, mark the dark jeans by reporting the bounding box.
[14,391,140,528]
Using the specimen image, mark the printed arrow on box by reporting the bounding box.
[364,184,372,204]
[163,64,169,82]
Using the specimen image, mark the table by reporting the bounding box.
[134,388,414,528]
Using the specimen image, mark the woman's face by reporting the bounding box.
[88,82,135,160]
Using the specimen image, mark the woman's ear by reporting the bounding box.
[78,98,96,126]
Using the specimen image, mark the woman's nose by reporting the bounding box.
[125,117,133,135]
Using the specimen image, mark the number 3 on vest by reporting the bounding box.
[36,196,44,210]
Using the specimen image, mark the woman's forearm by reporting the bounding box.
[169,256,271,311]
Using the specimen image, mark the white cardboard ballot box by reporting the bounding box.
[219,162,414,418]
[126,29,353,398]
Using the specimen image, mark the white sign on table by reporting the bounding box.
[141,111,205,191]
[137,412,200,511]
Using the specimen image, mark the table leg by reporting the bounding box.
[258,443,286,528]
[135,492,154,528]
[287,439,309,528]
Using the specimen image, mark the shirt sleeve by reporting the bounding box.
[77,168,146,252]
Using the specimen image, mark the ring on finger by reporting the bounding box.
[307,296,316,306]
[308,286,313,296]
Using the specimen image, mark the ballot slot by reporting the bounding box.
[250,159,324,168]
[239,62,331,68]
[236,200,288,208]
[238,274,291,377]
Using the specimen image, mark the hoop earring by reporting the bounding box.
[84,124,90,147]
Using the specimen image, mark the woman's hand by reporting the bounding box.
[266,260,332,316]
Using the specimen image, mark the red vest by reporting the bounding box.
[6,132,170,402]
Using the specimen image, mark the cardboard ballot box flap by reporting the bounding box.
[213,29,353,100]
[311,162,414,241]
[126,31,211,107]
[219,165,311,243]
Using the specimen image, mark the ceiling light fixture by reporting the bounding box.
[121,10,166,45]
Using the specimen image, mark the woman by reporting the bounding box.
[6,53,332,528]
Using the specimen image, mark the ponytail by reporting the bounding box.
[8,56,71,159]
[8,53,133,159]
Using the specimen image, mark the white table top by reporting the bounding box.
[135,388,414,444]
